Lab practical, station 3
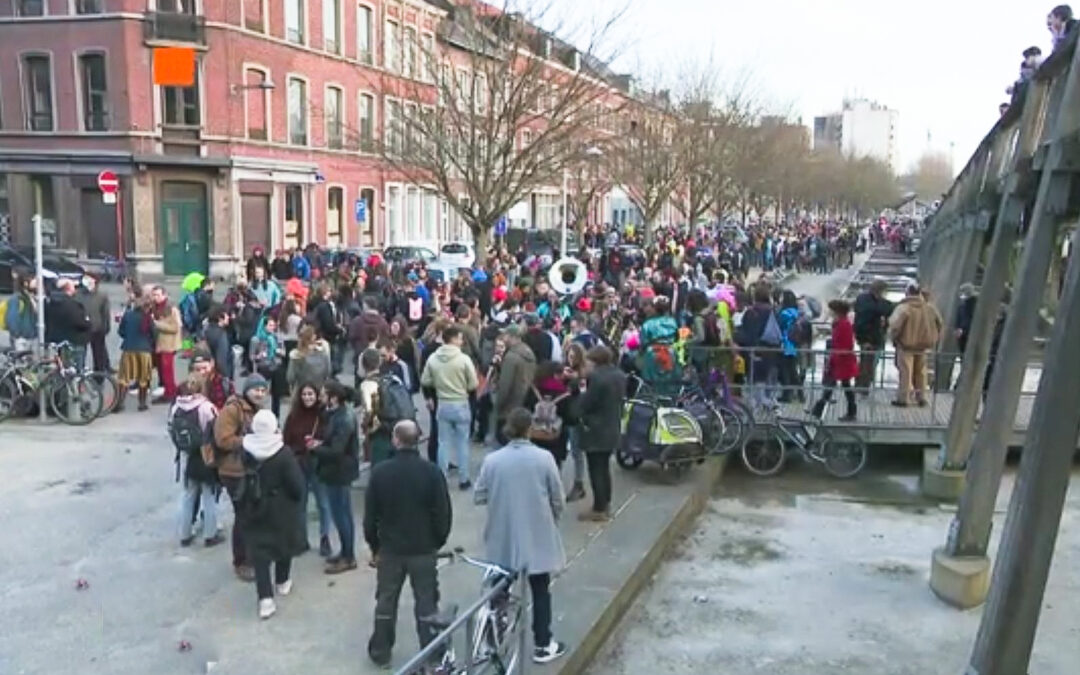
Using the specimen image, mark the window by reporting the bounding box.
[162,69,200,126]
[438,63,450,106]
[403,102,417,154]
[29,175,57,246]
[75,0,103,13]
[245,68,268,140]
[325,85,343,149]
[327,186,343,246]
[385,99,402,153]
[474,72,488,112]
[16,0,44,16]
[384,19,400,72]
[323,0,340,54]
[358,92,375,151]
[422,190,436,242]
[387,185,401,244]
[359,187,375,245]
[406,186,420,241]
[403,26,417,78]
[420,33,434,82]
[357,4,373,64]
[79,53,109,131]
[288,77,308,145]
[455,68,468,110]
[243,0,265,31]
[284,185,304,248]
[159,0,196,11]
[286,0,305,44]
[22,55,53,131]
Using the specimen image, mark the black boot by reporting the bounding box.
[137,387,149,411]
[810,399,826,419]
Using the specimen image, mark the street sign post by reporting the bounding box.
[97,171,123,261]
[495,216,507,237]
[355,198,367,224]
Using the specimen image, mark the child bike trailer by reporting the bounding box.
[616,398,706,476]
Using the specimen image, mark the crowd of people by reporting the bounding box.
[4,214,942,668]
[999,5,1077,117]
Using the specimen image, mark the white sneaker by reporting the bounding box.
[258,598,276,620]
[275,579,293,596]
[533,640,567,664]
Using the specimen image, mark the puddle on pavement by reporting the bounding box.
[710,535,785,566]
[70,480,98,495]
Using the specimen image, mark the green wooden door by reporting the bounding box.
[160,182,208,276]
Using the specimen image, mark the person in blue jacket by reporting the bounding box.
[4,272,38,350]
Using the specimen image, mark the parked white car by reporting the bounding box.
[438,242,475,267]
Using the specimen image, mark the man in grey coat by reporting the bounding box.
[494,325,536,445]
[474,408,568,665]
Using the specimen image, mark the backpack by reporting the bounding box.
[234,452,268,522]
[530,387,571,441]
[375,374,417,430]
[407,296,424,322]
[0,297,9,332]
[789,316,812,346]
[170,406,214,482]
[759,311,782,347]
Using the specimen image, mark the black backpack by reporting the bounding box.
[170,407,216,483]
[375,374,417,430]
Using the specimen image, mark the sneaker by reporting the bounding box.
[235,565,255,582]
[458,480,472,491]
[533,640,567,664]
[258,598,277,620]
[566,482,586,503]
[204,534,225,548]
[325,558,358,575]
[180,536,194,548]
[319,536,332,558]
[276,579,293,596]
[577,510,611,523]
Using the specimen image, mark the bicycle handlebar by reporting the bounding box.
[436,546,515,578]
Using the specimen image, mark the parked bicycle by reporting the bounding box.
[0,342,104,424]
[741,408,868,479]
[404,547,525,675]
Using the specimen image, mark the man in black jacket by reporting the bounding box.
[45,279,92,369]
[853,279,894,392]
[571,345,626,522]
[203,306,233,379]
[364,420,452,667]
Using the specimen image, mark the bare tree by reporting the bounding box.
[901,151,955,201]
[342,0,627,256]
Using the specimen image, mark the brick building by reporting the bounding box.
[0,0,648,278]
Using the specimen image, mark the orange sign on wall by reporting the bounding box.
[152,47,196,87]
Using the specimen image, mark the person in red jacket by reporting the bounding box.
[812,299,858,422]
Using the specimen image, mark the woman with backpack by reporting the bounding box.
[169,375,224,548]
[735,284,781,412]
[282,382,332,557]
[240,409,305,619]
[523,362,574,469]
[776,290,803,403]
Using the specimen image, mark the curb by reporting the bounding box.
[555,454,731,675]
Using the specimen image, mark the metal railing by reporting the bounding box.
[393,571,529,675]
[681,344,1042,429]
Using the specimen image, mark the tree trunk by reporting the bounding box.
[471,224,491,261]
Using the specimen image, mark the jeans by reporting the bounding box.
[221,476,248,568]
[324,484,356,561]
[71,345,88,373]
[586,452,612,513]
[568,427,585,484]
[368,552,440,664]
[529,573,553,648]
[436,400,472,483]
[299,457,331,543]
[178,480,218,541]
[253,558,292,600]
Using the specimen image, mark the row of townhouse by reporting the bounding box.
[0,0,673,277]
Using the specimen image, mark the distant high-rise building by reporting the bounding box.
[813,99,899,173]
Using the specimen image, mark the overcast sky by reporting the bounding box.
[549,0,1055,175]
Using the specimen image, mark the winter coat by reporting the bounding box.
[286,340,332,390]
[245,253,272,284]
[474,439,566,575]
[420,343,479,404]
[117,306,154,353]
[4,291,36,340]
[523,328,554,363]
[826,316,859,382]
[77,288,111,335]
[523,377,574,463]
[312,300,342,343]
[570,364,626,454]
[212,395,258,479]
[204,323,233,379]
[889,296,943,351]
[314,404,361,486]
[282,402,323,456]
[495,342,536,419]
[44,293,91,346]
[363,447,452,557]
[241,445,306,562]
[250,278,282,309]
[777,307,800,357]
[169,394,218,484]
[853,292,894,347]
[152,303,182,353]
[457,321,482,367]
[348,310,389,353]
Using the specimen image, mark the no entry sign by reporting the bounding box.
[97,171,119,194]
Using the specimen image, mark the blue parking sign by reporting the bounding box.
[355,198,367,224]
[495,216,507,236]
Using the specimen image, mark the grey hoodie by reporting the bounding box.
[286,339,332,390]
[420,343,479,404]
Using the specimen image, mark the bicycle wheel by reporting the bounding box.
[0,374,20,421]
[86,372,121,417]
[741,425,786,477]
[817,428,868,478]
[49,374,103,425]
[716,405,746,454]
[687,400,727,455]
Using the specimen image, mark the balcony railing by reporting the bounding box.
[144,11,206,45]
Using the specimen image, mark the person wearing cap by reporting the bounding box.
[240,409,305,620]
[213,374,269,581]
[494,324,537,445]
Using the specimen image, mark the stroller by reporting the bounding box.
[616,376,706,477]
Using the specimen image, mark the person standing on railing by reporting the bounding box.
[888,284,943,408]
[474,408,568,665]
[364,419,452,668]
[853,279,893,394]
[812,300,859,422]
